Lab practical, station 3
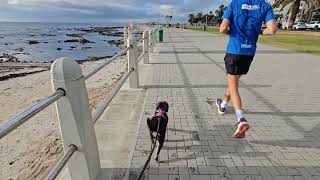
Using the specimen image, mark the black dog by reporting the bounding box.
[147,101,169,161]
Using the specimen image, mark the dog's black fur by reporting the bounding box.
[147,101,169,161]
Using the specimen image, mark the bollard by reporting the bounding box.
[153,29,157,45]
[132,35,139,63]
[127,35,139,88]
[148,30,154,53]
[128,28,133,38]
[51,58,101,180]
[143,31,149,64]
[123,27,128,46]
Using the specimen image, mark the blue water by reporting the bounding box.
[0,22,125,62]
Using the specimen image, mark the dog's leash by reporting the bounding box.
[137,117,160,180]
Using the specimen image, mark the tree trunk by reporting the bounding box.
[288,0,301,29]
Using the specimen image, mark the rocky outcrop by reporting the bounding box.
[28,40,40,45]
[64,39,78,43]
[14,48,24,52]
[66,33,84,38]
[0,53,19,63]
[64,38,94,44]
[107,39,124,46]
[81,47,92,50]
[79,37,93,44]
[76,27,124,37]
[41,34,56,37]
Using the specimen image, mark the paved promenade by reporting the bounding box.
[128,28,320,180]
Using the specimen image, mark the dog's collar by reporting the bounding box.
[155,109,166,118]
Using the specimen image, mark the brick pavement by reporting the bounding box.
[128,28,320,180]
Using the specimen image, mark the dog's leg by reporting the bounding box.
[154,140,159,161]
[154,134,165,161]
[149,132,155,150]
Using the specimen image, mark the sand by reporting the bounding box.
[0,56,127,180]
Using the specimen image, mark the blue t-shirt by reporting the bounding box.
[222,0,277,55]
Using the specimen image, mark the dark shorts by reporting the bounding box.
[224,53,254,75]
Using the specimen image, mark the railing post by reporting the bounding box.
[153,29,157,45]
[128,28,133,37]
[123,27,128,47]
[127,35,139,88]
[148,30,153,53]
[51,58,101,180]
[143,31,149,64]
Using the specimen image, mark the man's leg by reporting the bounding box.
[216,81,235,114]
[227,74,241,110]
[216,87,230,114]
[223,87,231,102]
[227,74,249,139]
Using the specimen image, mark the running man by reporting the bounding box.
[216,0,278,138]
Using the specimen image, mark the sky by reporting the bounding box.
[0,0,227,23]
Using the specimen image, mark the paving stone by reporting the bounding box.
[190,175,211,180]
[243,159,263,167]
[149,175,168,180]
[205,159,225,166]
[281,160,302,166]
[129,28,320,180]
[237,167,260,175]
[283,153,304,160]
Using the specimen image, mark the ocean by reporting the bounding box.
[0,22,126,63]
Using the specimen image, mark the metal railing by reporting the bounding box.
[92,68,134,123]
[0,25,161,180]
[0,25,160,180]
[137,52,146,63]
[45,144,77,180]
[0,89,65,139]
[84,46,131,80]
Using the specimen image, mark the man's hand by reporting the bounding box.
[220,19,230,34]
[263,19,278,35]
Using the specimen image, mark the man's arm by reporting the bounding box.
[220,19,230,34]
[262,19,278,35]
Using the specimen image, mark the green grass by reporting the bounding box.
[186,26,320,56]
[186,25,220,34]
[258,34,320,56]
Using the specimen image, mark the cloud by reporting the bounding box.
[0,0,225,23]
[160,5,177,16]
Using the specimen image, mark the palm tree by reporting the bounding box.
[303,0,320,21]
[196,13,203,25]
[290,0,302,28]
[203,13,209,24]
[274,0,301,29]
[165,15,173,25]
[216,5,227,24]
[273,0,320,29]
[188,14,195,25]
[209,11,214,25]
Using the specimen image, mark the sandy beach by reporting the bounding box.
[0,56,127,180]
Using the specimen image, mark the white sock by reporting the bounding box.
[221,100,228,108]
[235,109,245,122]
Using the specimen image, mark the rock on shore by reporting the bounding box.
[76,27,124,37]
[107,39,124,47]
[28,40,40,45]
[64,37,94,44]
[65,33,84,38]
[0,53,19,63]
